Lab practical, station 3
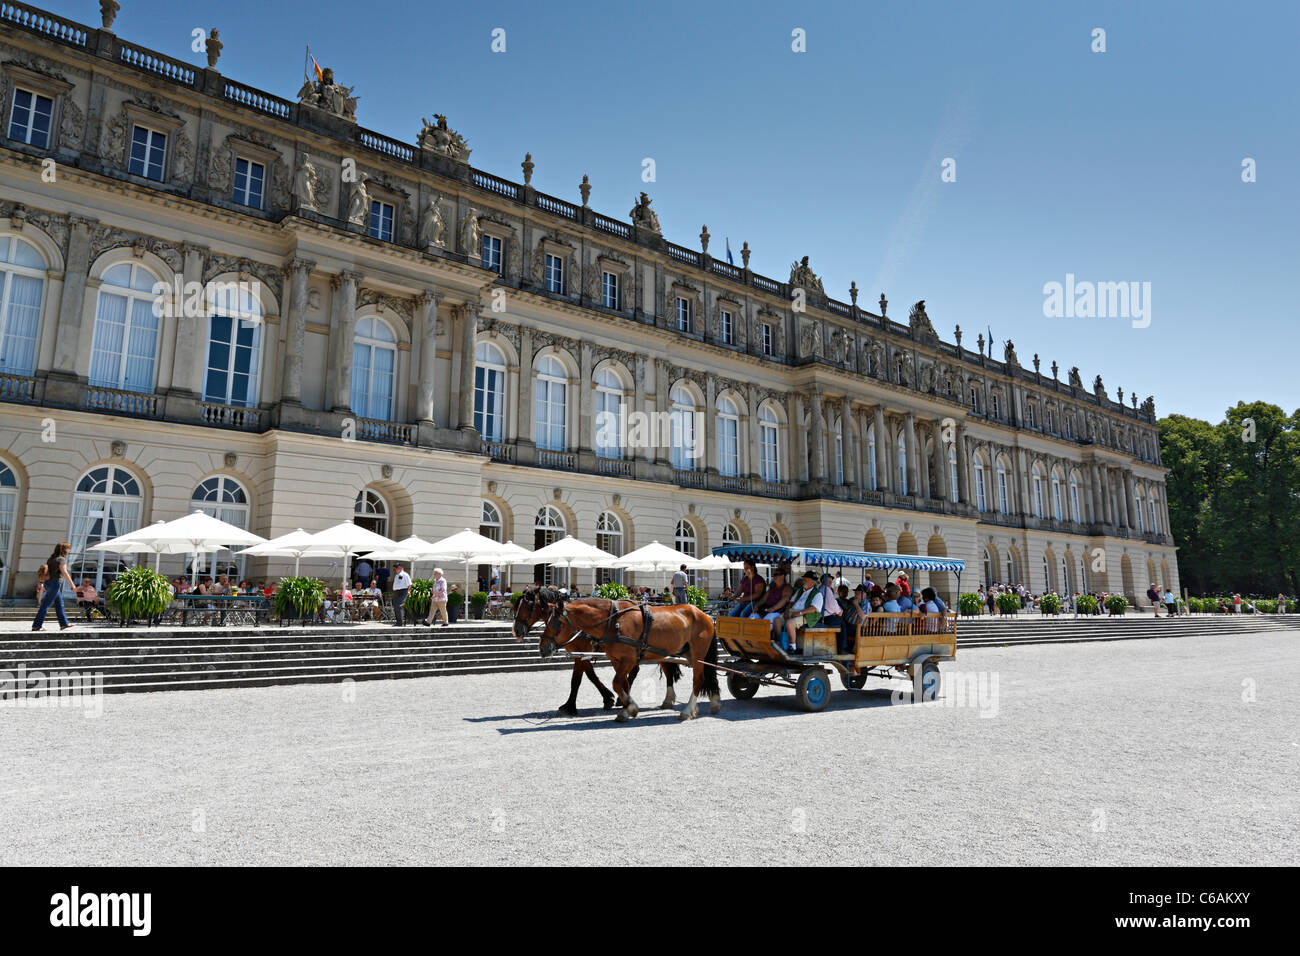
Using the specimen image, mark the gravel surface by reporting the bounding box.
[2,630,1297,866]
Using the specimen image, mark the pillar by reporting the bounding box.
[415,289,441,422]
[279,258,313,404]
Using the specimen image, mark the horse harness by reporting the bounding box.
[547,597,661,663]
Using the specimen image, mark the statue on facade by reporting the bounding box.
[291,153,325,211]
[879,293,888,316]
[919,361,936,393]
[418,196,446,250]
[909,300,937,339]
[1033,353,1040,374]
[345,172,371,227]
[1003,339,1019,367]
[460,210,480,257]
[830,327,849,364]
[740,242,750,269]
[629,192,661,233]
[418,115,471,162]
[849,281,858,307]
[788,256,824,295]
[1093,374,1106,396]
[799,320,821,359]
[205,29,222,69]
[297,67,358,121]
[1141,395,1155,416]
[100,0,119,30]
[1068,366,1083,389]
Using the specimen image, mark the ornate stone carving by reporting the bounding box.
[460,210,480,257]
[1093,374,1105,398]
[1141,395,1155,417]
[788,256,824,295]
[418,115,471,162]
[171,129,195,182]
[1003,339,1019,367]
[798,319,821,359]
[89,225,182,272]
[297,67,357,121]
[291,153,329,212]
[100,0,119,30]
[418,194,447,250]
[202,254,281,295]
[57,97,83,150]
[629,192,661,233]
[358,288,413,323]
[26,209,70,255]
[345,173,371,227]
[830,327,851,365]
[1068,366,1083,389]
[908,300,937,339]
[207,141,234,194]
[223,451,237,468]
[205,29,222,69]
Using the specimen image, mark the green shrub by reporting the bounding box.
[273,576,325,621]
[446,590,464,609]
[594,581,632,601]
[686,584,709,609]
[107,566,173,622]
[996,593,1021,614]
[405,579,434,616]
[1076,594,1099,615]
[1040,593,1062,615]
[958,593,984,616]
[470,590,489,608]
[1105,595,1129,615]
[1256,599,1277,613]
[509,591,524,607]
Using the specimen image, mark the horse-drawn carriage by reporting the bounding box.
[711,543,964,711]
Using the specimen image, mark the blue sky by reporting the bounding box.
[92,0,1298,422]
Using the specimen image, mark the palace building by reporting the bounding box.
[0,1,1179,602]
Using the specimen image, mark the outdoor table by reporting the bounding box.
[173,594,271,626]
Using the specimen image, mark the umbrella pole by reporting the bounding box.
[294,554,300,577]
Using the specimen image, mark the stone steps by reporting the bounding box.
[0,617,1289,695]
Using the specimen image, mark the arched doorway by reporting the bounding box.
[926,534,951,602]
[479,500,502,591]
[534,505,565,587]
[863,528,887,553]
[595,511,624,586]
[68,465,143,589]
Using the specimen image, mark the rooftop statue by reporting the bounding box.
[297,67,358,121]
[1003,339,1019,367]
[1068,366,1083,389]
[909,300,937,339]
[419,114,471,163]
[629,192,661,233]
[788,256,824,295]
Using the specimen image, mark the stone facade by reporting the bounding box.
[0,3,1178,602]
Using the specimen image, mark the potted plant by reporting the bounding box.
[594,581,632,601]
[685,584,709,609]
[469,591,488,619]
[509,591,524,609]
[106,566,173,627]
[446,590,464,623]
[1105,595,1129,616]
[1040,593,1062,616]
[996,593,1021,616]
[958,593,983,617]
[273,576,326,624]
[1076,594,1100,615]
[405,579,433,621]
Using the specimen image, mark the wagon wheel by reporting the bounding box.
[917,660,941,702]
[840,670,868,690]
[726,672,761,700]
[795,669,832,712]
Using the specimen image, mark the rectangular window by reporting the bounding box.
[8,89,53,148]
[203,314,261,407]
[761,323,773,356]
[128,125,167,180]
[760,424,779,482]
[1046,410,1054,433]
[601,271,619,309]
[369,200,394,242]
[969,387,980,413]
[481,234,502,274]
[992,393,1001,419]
[545,254,564,294]
[719,417,739,477]
[676,297,690,332]
[721,310,733,345]
[232,157,265,208]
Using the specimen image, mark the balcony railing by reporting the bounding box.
[0,1,88,46]
[596,457,632,477]
[118,39,195,85]
[480,439,514,462]
[83,386,160,418]
[355,418,414,445]
[201,402,263,430]
[223,79,292,119]
[674,468,706,488]
[717,474,750,494]
[536,448,576,470]
[0,372,37,403]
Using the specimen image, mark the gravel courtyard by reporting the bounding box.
[3,630,1297,866]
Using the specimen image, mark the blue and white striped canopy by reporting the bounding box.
[711,543,965,575]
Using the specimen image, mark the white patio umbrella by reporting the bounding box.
[612,540,707,595]
[112,510,266,585]
[693,554,745,571]
[421,528,518,616]
[234,528,317,576]
[518,535,617,594]
[491,540,535,591]
[89,520,169,570]
[363,535,439,579]
[298,521,399,593]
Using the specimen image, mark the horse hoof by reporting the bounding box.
[710,699,722,715]
[678,708,697,721]
[659,697,675,710]
[602,696,617,711]
[557,703,577,717]
[614,710,630,723]
[626,704,639,719]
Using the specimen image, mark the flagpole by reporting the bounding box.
[303,44,310,84]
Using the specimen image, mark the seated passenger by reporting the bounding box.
[918,586,943,633]
[837,584,867,654]
[781,570,824,653]
[749,566,792,639]
[882,584,902,613]
[732,560,766,618]
[818,573,843,632]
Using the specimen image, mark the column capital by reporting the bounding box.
[284,257,316,277]
[417,288,442,307]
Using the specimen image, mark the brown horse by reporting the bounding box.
[513,589,682,715]
[514,587,720,721]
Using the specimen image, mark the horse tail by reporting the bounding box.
[701,630,720,697]
[662,661,682,685]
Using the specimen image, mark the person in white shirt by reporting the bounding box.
[781,570,825,653]
[671,565,689,605]
[391,564,412,626]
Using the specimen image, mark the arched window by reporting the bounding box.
[675,519,698,585]
[533,505,566,586]
[1069,474,1082,523]
[1061,554,1073,595]
[0,234,45,376]
[203,282,263,408]
[1005,550,1016,585]
[867,425,878,491]
[474,341,507,443]
[479,500,502,541]
[534,354,567,451]
[0,463,16,596]
[192,475,250,578]
[721,522,741,588]
[982,548,993,587]
[1050,469,1064,521]
[717,395,740,477]
[947,444,959,503]
[765,526,783,546]
[973,455,988,512]
[594,366,624,459]
[996,458,1010,515]
[595,511,623,585]
[1042,554,1052,591]
[1134,489,1146,533]
[833,417,844,485]
[68,465,142,589]
[1031,464,1046,519]
[353,489,388,538]
[89,262,162,393]
[896,431,908,495]
[758,403,781,482]
[351,316,397,420]
[1149,495,1159,535]
[670,385,697,471]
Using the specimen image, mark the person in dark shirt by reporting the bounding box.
[375,563,390,593]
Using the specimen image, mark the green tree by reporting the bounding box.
[1158,413,1225,592]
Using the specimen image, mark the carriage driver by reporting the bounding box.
[780,570,825,653]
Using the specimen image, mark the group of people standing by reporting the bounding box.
[728,561,948,655]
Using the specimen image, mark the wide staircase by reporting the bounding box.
[0,613,1291,695]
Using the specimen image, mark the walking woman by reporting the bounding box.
[33,542,76,631]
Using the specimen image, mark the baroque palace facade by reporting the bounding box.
[0,1,1179,602]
